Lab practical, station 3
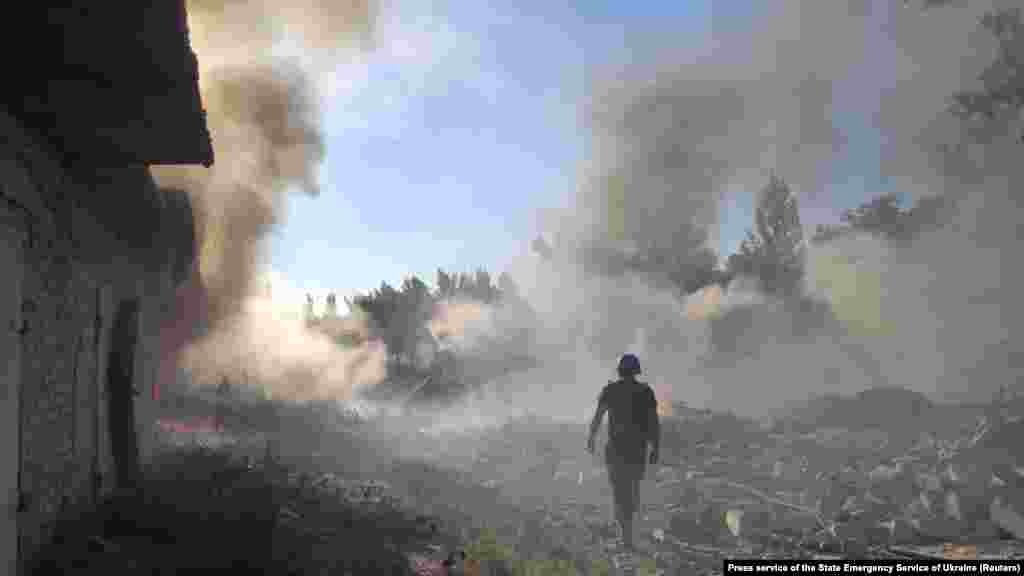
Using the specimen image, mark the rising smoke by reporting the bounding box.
[153,0,385,402]
[423,0,1023,427]
[806,0,1023,406]
[575,0,1021,415]
[158,0,1023,421]
[423,1,873,425]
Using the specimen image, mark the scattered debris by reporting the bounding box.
[447,397,1024,572]
[130,391,1024,573]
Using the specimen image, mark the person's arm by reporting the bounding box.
[587,389,609,452]
[648,388,661,463]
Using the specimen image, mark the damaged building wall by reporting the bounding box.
[0,207,25,576]
[0,107,195,568]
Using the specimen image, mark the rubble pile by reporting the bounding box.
[445,390,1024,573]
[138,387,1024,574]
[641,393,1024,564]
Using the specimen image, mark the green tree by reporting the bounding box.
[436,268,453,299]
[497,272,518,301]
[304,293,315,324]
[434,267,505,302]
[911,2,1023,139]
[809,193,957,246]
[727,174,806,297]
[810,223,848,246]
[401,276,431,313]
[474,268,494,302]
[726,230,764,279]
[394,275,433,365]
[624,234,719,295]
[905,194,956,235]
[951,8,1024,139]
[840,193,909,239]
[350,282,403,360]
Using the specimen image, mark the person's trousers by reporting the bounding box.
[605,442,645,518]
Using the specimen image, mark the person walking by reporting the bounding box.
[586,353,660,551]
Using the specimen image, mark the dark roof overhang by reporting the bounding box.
[3,2,213,167]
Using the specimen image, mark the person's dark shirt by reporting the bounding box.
[598,379,657,454]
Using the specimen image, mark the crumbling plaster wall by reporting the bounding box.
[0,107,187,565]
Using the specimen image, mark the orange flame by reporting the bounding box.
[428,300,489,344]
[685,283,724,320]
[655,384,673,417]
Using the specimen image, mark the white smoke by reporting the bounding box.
[417,0,1024,426]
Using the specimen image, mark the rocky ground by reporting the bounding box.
[374,389,1024,575]
[49,387,1024,575]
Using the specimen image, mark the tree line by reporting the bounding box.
[305,268,520,364]
[307,170,948,366]
[305,3,1021,384]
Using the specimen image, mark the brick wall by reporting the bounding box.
[0,107,191,571]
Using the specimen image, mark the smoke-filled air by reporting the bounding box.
[350,0,1024,427]
[157,0,1023,424]
[83,0,1024,571]
[151,0,385,403]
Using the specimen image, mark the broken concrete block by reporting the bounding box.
[990,496,1024,540]
[944,490,962,523]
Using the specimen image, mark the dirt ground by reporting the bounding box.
[142,390,1024,575]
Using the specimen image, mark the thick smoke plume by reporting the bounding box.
[153,0,383,402]
[429,301,494,353]
[573,0,1020,415]
[423,0,1023,427]
[424,1,873,426]
[807,0,1023,406]
[179,281,387,402]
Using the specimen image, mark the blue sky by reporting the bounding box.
[269,0,887,301]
